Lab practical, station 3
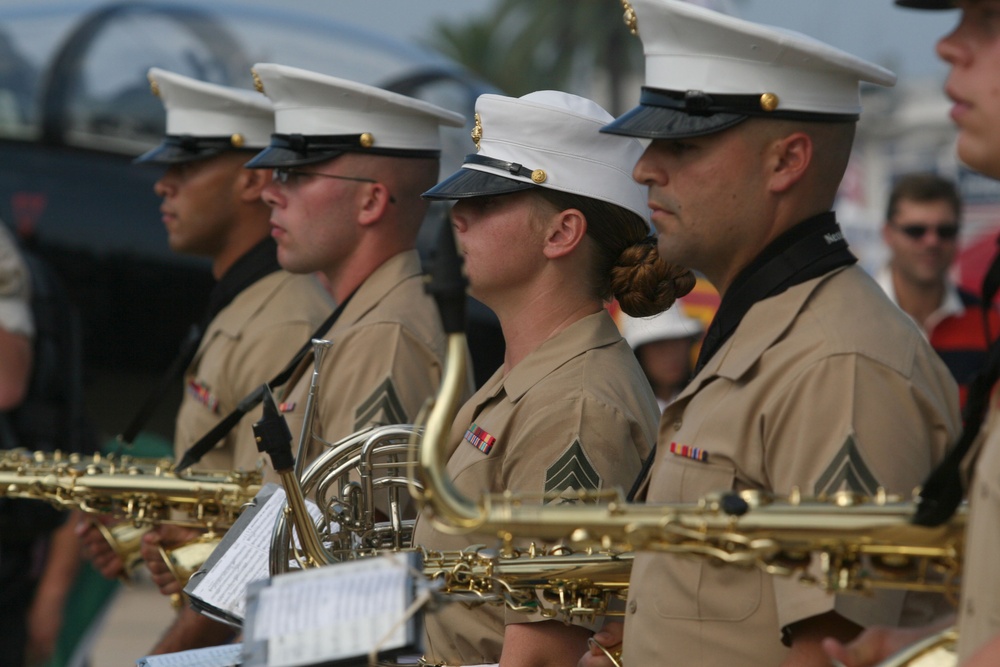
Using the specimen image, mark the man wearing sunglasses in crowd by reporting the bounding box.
[877,172,1000,408]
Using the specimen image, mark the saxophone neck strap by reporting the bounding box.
[915,240,1000,526]
[173,286,356,473]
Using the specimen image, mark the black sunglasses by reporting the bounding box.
[894,223,960,241]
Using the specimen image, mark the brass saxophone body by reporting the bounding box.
[421,545,632,624]
[1,447,262,578]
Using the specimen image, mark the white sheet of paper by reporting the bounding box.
[249,555,411,667]
[193,488,326,619]
[136,643,242,667]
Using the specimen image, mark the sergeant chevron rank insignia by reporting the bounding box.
[354,378,406,430]
[545,440,601,504]
[814,435,880,497]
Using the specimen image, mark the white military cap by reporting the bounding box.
[621,305,703,350]
[135,67,273,164]
[245,63,465,168]
[422,90,650,220]
[603,0,897,139]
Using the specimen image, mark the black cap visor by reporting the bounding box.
[602,102,747,140]
[602,86,859,140]
[894,0,954,8]
[245,133,442,169]
[423,166,535,200]
[133,135,234,165]
[244,144,343,169]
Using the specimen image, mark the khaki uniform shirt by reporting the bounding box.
[414,310,658,666]
[0,225,32,337]
[174,271,333,471]
[624,265,959,667]
[958,393,1000,662]
[271,250,452,478]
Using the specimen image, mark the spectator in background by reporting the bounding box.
[877,172,1000,407]
[620,305,703,410]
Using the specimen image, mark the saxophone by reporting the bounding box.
[0,447,261,582]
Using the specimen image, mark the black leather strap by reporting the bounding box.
[173,288,356,473]
[914,235,1000,526]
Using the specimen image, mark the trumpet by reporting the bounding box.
[1,447,262,583]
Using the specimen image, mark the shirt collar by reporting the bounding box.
[501,310,623,402]
[332,250,423,331]
[677,266,849,398]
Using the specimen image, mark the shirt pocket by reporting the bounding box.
[648,458,765,622]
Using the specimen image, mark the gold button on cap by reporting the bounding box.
[760,92,779,112]
[530,169,547,184]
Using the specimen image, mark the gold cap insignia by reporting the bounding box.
[360,132,374,148]
[148,73,160,98]
[471,113,483,151]
[621,0,638,37]
[531,169,547,184]
[760,93,779,112]
[230,133,245,148]
[251,69,264,94]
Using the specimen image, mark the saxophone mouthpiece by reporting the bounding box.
[422,214,467,335]
[253,385,295,472]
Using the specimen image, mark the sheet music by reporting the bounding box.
[189,486,325,621]
[136,643,242,667]
[246,554,415,667]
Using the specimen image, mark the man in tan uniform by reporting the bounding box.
[245,64,465,482]
[77,69,333,653]
[415,91,694,666]
[825,2,1000,665]
[579,2,961,665]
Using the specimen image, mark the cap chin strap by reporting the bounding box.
[639,87,860,123]
[463,154,540,180]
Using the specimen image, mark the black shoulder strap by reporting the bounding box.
[173,288,356,473]
[117,238,281,445]
[914,237,1000,526]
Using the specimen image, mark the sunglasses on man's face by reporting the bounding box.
[894,223,960,241]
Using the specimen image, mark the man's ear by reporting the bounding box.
[542,208,588,260]
[356,182,393,226]
[238,167,271,203]
[767,132,812,193]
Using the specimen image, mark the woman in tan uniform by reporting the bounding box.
[413,91,694,666]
